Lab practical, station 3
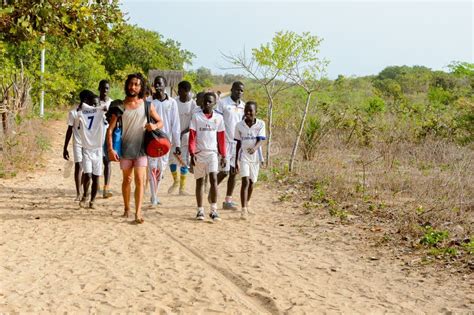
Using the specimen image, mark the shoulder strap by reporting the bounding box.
[144,101,151,123]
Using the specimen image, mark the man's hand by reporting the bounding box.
[247,147,256,154]
[108,149,120,162]
[145,123,157,131]
[220,156,227,169]
[175,147,181,155]
[234,161,240,173]
[63,148,70,160]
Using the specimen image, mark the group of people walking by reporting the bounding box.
[63,73,266,224]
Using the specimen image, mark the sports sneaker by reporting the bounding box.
[196,209,205,220]
[79,198,88,208]
[103,190,113,199]
[168,182,178,194]
[179,189,190,196]
[240,208,249,220]
[222,201,238,211]
[210,210,221,221]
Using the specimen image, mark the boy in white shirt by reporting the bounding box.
[77,92,107,209]
[234,101,266,220]
[148,76,181,206]
[63,90,91,201]
[168,80,197,195]
[98,79,113,199]
[215,81,245,210]
[189,93,226,221]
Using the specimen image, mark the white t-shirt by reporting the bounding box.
[151,95,181,147]
[67,108,82,147]
[189,111,225,154]
[100,97,112,111]
[216,96,245,144]
[175,97,197,146]
[234,118,266,163]
[77,103,107,150]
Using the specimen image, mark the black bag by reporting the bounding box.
[144,101,171,157]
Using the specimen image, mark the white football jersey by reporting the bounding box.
[216,96,245,144]
[77,103,107,150]
[175,97,197,146]
[67,108,82,146]
[151,95,181,147]
[189,111,225,154]
[234,119,266,163]
[100,97,112,111]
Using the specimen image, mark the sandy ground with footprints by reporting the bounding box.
[1,120,473,314]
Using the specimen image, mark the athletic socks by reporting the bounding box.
[179,174,186,190]
[225,196,232,203]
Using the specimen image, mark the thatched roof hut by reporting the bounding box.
[148,70,184,96]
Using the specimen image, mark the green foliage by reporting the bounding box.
[420,226,449,247]
[0,0,124,47]
[183,67,213,93]
[103,24,194,77]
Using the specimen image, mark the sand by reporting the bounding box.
[0,120,472,314]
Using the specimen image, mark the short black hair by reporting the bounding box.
[124,73,146,99]
[79,89,95,103]
[98,79,110,89]
[178,80,192,91]
[232,81,244,89]
[154,75,167,86]
[203,92,216,100]
[245,101,257,110]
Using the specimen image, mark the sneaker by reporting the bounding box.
[74,195,81,202]
[103,190,113,199]
[179,189,190,196]
[210,210,221,221]
[222,201,238,211]
[196,209,205,220]
[168,182,178,194]
[79,198,88,208]
[240,208,249,220]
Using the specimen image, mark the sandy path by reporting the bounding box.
[0,120,472,314]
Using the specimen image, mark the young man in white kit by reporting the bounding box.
[168,80,197,195]
[98,79,113,199]
[77,92,108,209]
[215,81,245,210]
[189,92,226,221]
[148,75,181,206]
[234,101,266,220]
[63,90,92,201]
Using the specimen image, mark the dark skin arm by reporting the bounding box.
[106,114,119,162]
[63,126,73,160]
[146,105,164,130]
[235,140,241,172]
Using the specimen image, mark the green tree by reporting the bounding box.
[102,24,194,78]
[0,0,124,47]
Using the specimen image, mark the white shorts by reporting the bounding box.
[240,160,260,183]
[82,148,103,176]
[194,152,218,179]
[148,154,169,179]
[73,144,83,163]
[219,141,236,172]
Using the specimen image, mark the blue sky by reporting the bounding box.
[120,0,473,79]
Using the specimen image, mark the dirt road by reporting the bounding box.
[1,120,472,313]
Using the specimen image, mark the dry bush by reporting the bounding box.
[267,131,473,259]
[0,118,50,178]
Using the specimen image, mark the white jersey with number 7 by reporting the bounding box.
[78,103,107,150]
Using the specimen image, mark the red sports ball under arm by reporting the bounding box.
[217,131,226,157]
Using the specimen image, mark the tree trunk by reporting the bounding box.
[265,88,274,167]
[289,91,312,172]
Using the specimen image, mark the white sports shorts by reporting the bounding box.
[219,140,236,172]
[82,148,103,176]
[194,152,218,179]
[240,160,260,183]
[73,144,83,163]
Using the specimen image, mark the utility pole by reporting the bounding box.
[40,34,45,117]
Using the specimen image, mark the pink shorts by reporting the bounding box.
[120,156,148,170]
